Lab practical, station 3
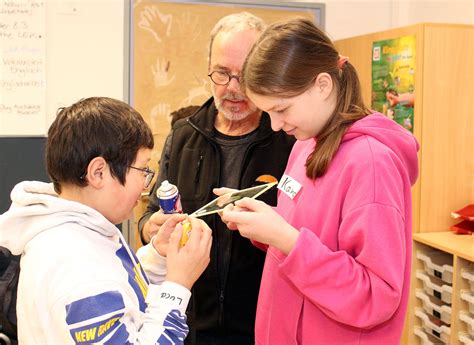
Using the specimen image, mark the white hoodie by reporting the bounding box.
[0,181,190,344]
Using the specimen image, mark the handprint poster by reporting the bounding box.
[133,2,209,164]
[371,35,415,132]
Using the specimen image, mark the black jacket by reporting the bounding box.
[139,97,294,343]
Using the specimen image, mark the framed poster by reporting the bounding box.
[372,35,415,132]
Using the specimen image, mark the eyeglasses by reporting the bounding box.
[129,166,155,188]
[208,71,241,86]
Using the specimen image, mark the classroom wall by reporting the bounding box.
[2,0,472,132]
[297,0,473,40]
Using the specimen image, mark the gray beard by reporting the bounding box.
[213,94,257,122]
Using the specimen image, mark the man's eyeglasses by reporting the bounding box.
[129,166,155,188]
[208,71,241,86]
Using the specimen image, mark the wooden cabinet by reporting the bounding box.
[335,23,474,344]
[334,23,473,233]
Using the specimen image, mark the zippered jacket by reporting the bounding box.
[139,97,294,341]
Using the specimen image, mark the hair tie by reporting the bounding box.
[338,55,349,69]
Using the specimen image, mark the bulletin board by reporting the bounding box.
[131,0,325,168]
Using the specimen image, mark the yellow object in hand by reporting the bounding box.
[180,221,192,247]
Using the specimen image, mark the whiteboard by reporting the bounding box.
[1,0,128,137]
[0,0,47,136]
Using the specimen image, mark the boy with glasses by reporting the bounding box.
[0,97,212,344]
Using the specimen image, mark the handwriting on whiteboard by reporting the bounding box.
[0,0,46,135]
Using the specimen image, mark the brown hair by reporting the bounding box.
[242,18,371,179]
[170,105,200,127]
[46,97,153,193]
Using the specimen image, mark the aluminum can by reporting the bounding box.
[157,180,182,214]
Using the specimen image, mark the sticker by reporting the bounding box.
[277,174,302,199]
[373,46,381,61]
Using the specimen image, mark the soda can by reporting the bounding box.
[157,180,182,214]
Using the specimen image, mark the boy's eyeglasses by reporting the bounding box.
[129,166,155,188]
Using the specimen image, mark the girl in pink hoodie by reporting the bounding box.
[221,18,419,344]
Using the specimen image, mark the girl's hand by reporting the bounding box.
[214,187,242,230]
[213,187,237,197]
[221,198,299,255]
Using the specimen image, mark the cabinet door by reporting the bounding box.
[418,25,474,233]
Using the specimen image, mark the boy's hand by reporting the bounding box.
[147,210,172,240]
[152,213,187,257]
[165,217,212,290]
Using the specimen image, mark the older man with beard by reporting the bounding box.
[138,12,294,345]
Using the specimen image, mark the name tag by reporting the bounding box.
[277,174,302,199]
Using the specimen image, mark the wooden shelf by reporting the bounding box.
[413,232,474,262]
[410,236,473,344]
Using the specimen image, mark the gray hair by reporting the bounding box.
[208,12,266,66]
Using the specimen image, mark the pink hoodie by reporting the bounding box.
[255,113,419,344]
